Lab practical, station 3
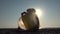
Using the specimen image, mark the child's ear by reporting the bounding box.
[21,12,27,16]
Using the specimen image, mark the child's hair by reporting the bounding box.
[27,8,36,13]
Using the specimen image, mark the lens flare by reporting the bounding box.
[35,9,42,17]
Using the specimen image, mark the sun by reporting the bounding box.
[35,9,42,17]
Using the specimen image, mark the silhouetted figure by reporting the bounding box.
[18,8,39,31]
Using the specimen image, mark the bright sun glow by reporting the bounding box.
[35,9,42,17]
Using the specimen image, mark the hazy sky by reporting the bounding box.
[0,0,60,28]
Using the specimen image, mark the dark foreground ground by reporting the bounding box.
[0,28,60,34]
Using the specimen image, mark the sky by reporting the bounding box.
[0,0,60,28]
